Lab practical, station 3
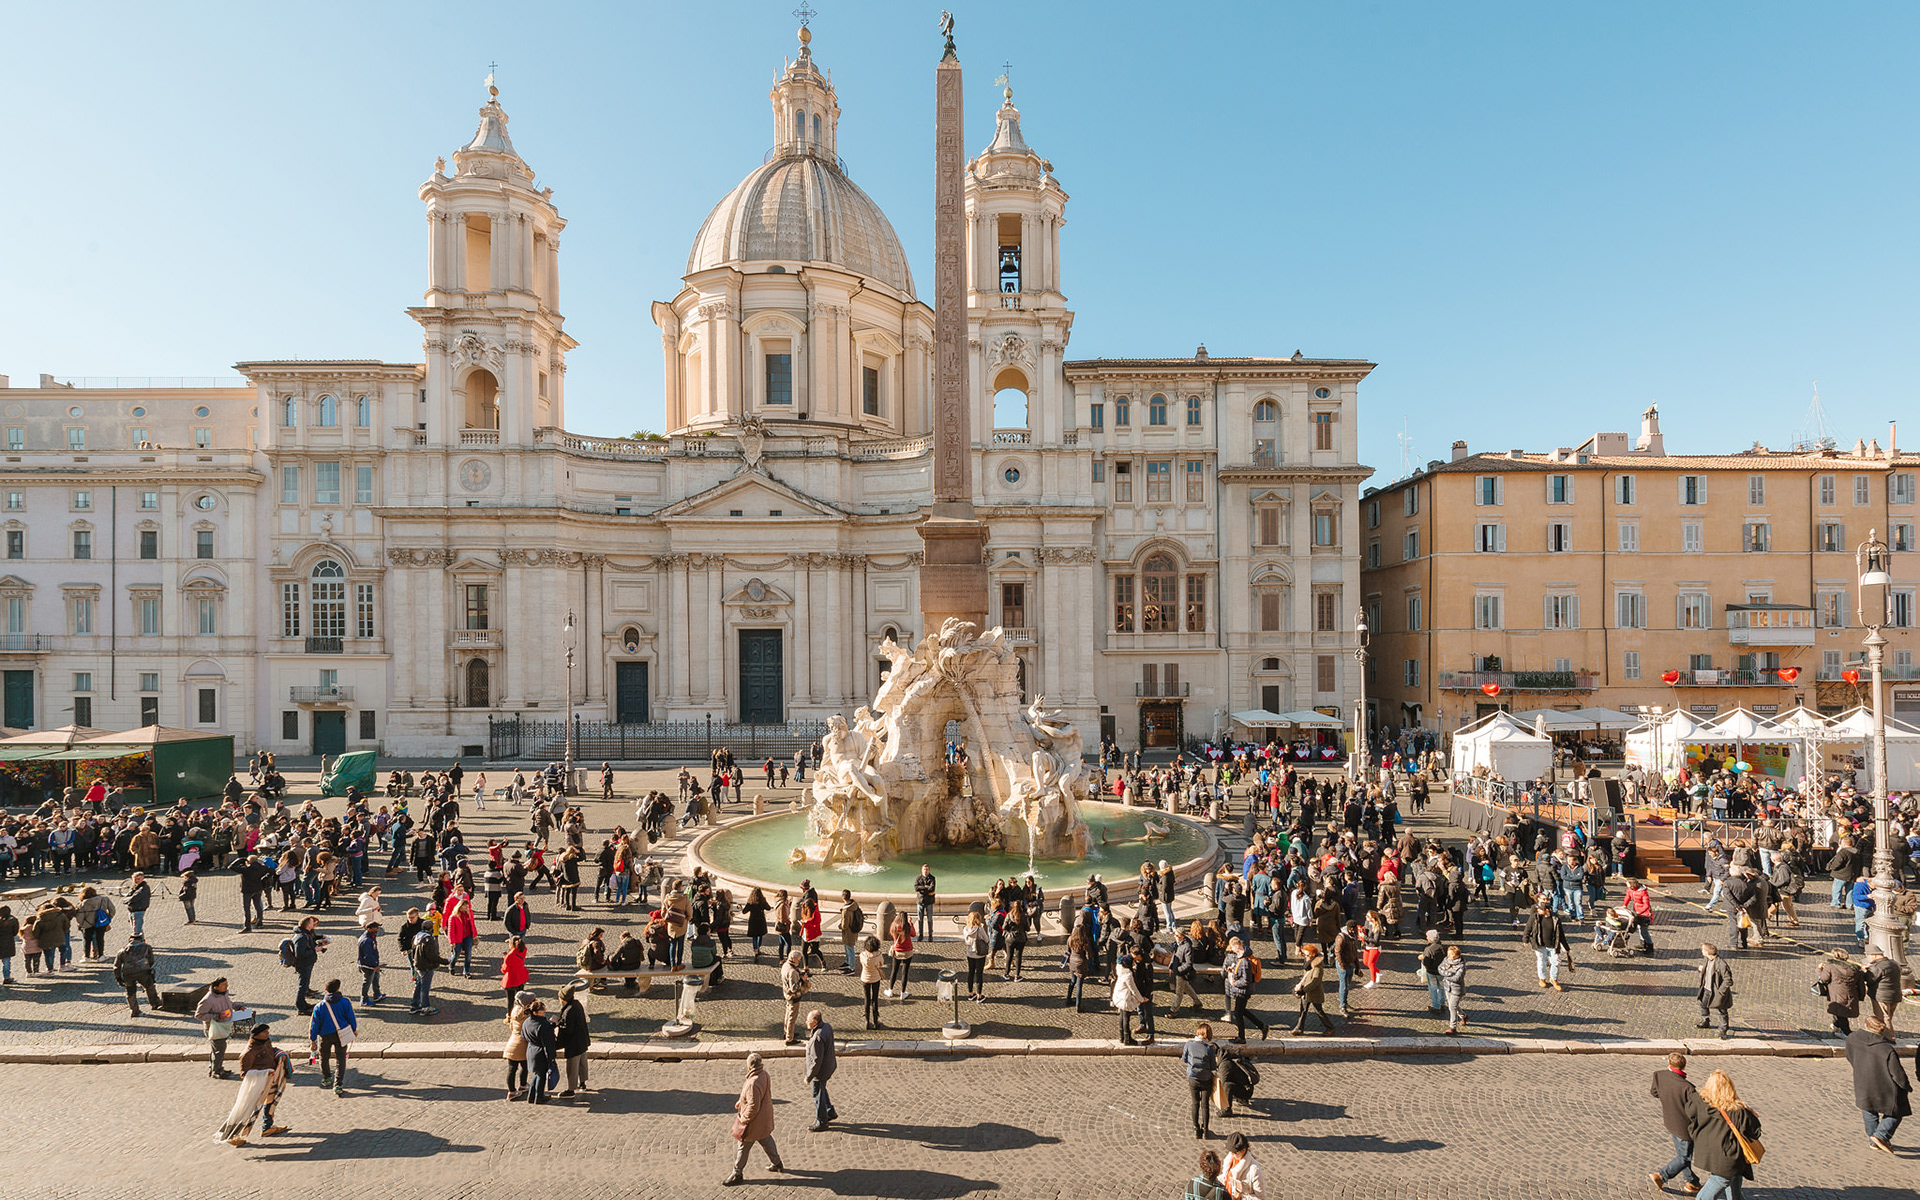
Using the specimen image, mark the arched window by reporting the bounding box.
[316,395,338,428]
[465,657,491,708]
[1252,400,1278,465]
[354,395,371,427]
[1148,393,1168,426]
[310,559,346,638]
[280,397,297,427]
[1253,400,1277,422]
[794,109,805,141]
[463,369,500,430]
[1141,552,1177,632]
[812,114,821,143]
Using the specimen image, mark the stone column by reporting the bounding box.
[705,558,724,710]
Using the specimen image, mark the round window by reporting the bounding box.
[1314,387,1331,399]
[131,407,147,418]
[195,406,210,418]
[1003,467,1022,485]
[194,494,217,510]
[68,406,83,418]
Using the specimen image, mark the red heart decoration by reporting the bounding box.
[1660,670,1681,685]
[1775,667,1799,683]
[1480,683,1501,696]
[1843,669,1861,686]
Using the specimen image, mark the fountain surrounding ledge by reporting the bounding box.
[789,619,1091,871]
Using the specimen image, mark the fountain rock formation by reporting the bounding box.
[790,619,1091,869]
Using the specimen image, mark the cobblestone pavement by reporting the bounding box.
[1,771,1908,1050]
[4,1053,1912,1198]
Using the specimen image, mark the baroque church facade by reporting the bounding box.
[0,31,1369,757]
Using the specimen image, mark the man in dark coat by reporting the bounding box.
[555,982,592,1095]
[1695,943,1733,1038]
[1863,948,1903,1029]
[1846,1016,1911,1153]
[804,1009,838,1132]
[1648,1051,1700,1193]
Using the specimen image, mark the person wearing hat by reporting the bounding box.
[724,1051,785,1186]
[356,921,386,1006]
[113,933,160,1017]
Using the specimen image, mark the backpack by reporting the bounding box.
[1248,955,1263,984]
[278,938,298,967]
[94,907,111,929]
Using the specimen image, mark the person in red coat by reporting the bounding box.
[442,890,478,977]
[499,935,530,1014]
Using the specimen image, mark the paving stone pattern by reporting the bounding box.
[0,770,1900,1050]
[2,1053,1911,1199]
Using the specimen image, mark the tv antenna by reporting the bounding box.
[1790,381,1836,452]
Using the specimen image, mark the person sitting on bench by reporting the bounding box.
[607,931,648,989]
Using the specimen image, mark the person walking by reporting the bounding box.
[1185,1149,1227,1200]
[1288,944,1336,1035]
[1523,900,1572,992]
[804,1009,838,1131]
[1220,1131,1264,1200]
[1682,1069,1761,1199]
[885,913,915,998]
[195,977,243,1079]
[114,934,161,1017]
[1648,1051,1702,1194]
[555,982,592,1096]
[1224,936,1269,1043]
[1696,943,1734,1039]
[1863,947,1903,1029]
[1438,944,1468,1034]
[780,950,811,1044]
[1846,1015,1910,1153]
[408,923,442,1015]
[1181,1021,1220,1140]
[1621,877,1658,954]
[1817,948,1865,1036]
[1169,925,1203,1013]
[858,936,885,1029]
[500,936,530,1014]
[308,979,356,1095]
[722,1052,785,1186]
[125,873,152,939]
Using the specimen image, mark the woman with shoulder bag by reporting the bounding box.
[1682,1069,1762,1199]
[962,911,990,1001]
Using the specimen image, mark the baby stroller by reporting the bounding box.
[1593,908,1642,958]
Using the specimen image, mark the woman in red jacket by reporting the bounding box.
[443,890,478,978]
[499,935,529,1013]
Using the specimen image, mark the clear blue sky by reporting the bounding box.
[5,1,1916,474]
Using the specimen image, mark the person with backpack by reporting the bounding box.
[356,922,386,1006]
[114,933,160,1017]
[283,916,325,1015]
[836,891,864,975]
[1817,947,1866,1036]
[1180,1022,1221,1140]
[307,979,357,1095]
[75,886,114,961]
[1224,935,1269,1043]
[408,922,443,1015]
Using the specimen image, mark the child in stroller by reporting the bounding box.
[1592,907,1641,957]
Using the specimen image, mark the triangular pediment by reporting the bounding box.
[655,470,844,521]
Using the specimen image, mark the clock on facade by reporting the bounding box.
[459,459,492,491]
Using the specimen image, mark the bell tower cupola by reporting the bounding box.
[771,27,840,162]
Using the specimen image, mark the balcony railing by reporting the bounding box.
[1437,670,1598,693]
[1666,669,1796,687]
[991,428,1031,445]
[304,637,343,655]
[458,429,500,446]
[0,633,51,653]
[1002,626,1036,646]
[290,685,354,703]
[1816,664,1920,682]
[1135,681,1192,698]
[449,629,499,648]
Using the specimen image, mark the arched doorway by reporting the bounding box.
[465,658,491,708]
[463,369,499,430]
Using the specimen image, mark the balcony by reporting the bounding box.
[1001,627,1036,647]
[304,637,343,655]
[1437,670,1598,693]
[0,633,51,654]
[1726,604,1816,648]
[449,628,500,648]
[459,428,500,446]
[991,428,1031,445]
[1817,664,1920,682]
[289,685,354,704]
[1135,681,1192,698]
[1666,669,1796,688]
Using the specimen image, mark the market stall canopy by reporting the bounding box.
[1230,709,1289,728]
[1452,712,1555,781]
[1271,710,1347,729]
[1825,707,1920,740]
[1695,709,1778,742]
[0,725,110,761]
[1522,709,1598,731]
[84,725,224,747]
[1768,706,1830,734]
[1566,707,1642,730]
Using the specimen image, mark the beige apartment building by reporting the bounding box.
[1361,407,1920,738]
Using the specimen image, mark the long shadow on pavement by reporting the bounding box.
[764,1167,1000,1197]
[829,1120,1061,1152]
[241,1127,486,1160]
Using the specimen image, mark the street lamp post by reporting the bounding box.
[563,608,577,796]
[1855,531,1905,972]
[1353,609,1371,784]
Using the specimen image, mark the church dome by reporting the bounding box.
[686,151,915,298]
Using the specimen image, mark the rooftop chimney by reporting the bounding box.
[1451,439,1469,462]
[1634,404,1664,455]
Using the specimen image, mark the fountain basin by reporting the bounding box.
[686,802,1221,911]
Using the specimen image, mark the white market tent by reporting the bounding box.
[1693,708,1779,742]
[1767,706,1830,734]
[1519,708,1596,732]
[1820,707,1920,791]
[1271,709,1347,729]
[1566,707,1643,730]
[1623,709,1710,774]
[1452,712,1554,781]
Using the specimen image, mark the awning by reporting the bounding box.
[1230,709,1289,727]
[1272,710,1347,729]
[1565,707,1642,730]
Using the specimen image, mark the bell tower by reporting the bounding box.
[966,79,1070,450]
[411,75,575,447]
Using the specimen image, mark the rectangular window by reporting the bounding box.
[1747,474,1765,505]
[355,464,374,505]
[1743,521,1770,552]
[1682,522,1703,553]
[1186,394,1202,426]
[4,491,21,510]
[1679,592,1711,630]
[139,672,159,692]
[139,596,160,635]
[1616,474,1636,505]
[1618,522,1639,552]
[1893,590,1915,628]
[862,366,880,417]
[1475,476,1502,506]
[312,575,345,638]
[1312,511,1337,547]
[1091,461,1104,483]
[193,688,214,724]
[3,596,20,634]
[356,583,376,638]
[1404,529,1420,560]
[72,597,93,634]
[138,491,157,510]
[1690,653,1714,672]
[1615,591,1646,628]
[1001,582,1026,628]
[4,530,20,559]
[1547,521,1572,552]
[764,353,792,405]
[73,671,92,693]
[1817,591,1845,628]
[1404,487,1420,516]
[1855,475,1871,505]
[1145,461,1172,503]
[138,530,157,559]
[137,695,157,726]
[314,461,341,506]
[1185,460,1205,502]
[1252,438,1275,465]
[281,465,299,504]
[1113,574,1135,632]
[1894,522,1916,552]
[1148,395,1167,426]
[1257,506,1282,547]
[129,427,149,446]
[1367,500,1381,529]
[464,584,490,630]
[196,596,217,635]
[1891,473,1916,504]
[72,530,91,560]
[3,428,21,451]
[1474,593,1503,630]
[1680,475,1706,505]
[73,696,92,726]
[1547,474,1572,504]
[1624,650,1641,680]
[194,427,212,448]
[1366,541,1380,569]
[72,491,91,511]
[1185,575,1206,632]
[1476,522,1506,553]
[1316,655,1336,694]
[1819,474,1837,506]
[1314,591,1337,632]
[1115,397,1130,426]
[68,428,86,450]
[1545,593,1580,630]
[1407,595,1423,632]
[1403,659,1420,687]
[281,583,301,637]
[1818,522,1845,553]
[1312,411,1334,451]
[195,529,214,559]
[1089,403,1103,429]
[360,709,377,739]
[1258,590,1282,632]
[1112,462,1131,502]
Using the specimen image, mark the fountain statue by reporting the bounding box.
[790,619,1092,869]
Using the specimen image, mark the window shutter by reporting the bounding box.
[1495,525,1507,552]
[1569,595,1580,629]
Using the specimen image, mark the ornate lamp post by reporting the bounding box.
[1855,530,1905,970]
[1353,609,1371,783]
[563,608,577,796]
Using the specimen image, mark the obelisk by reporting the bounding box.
[920,13,990,634]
